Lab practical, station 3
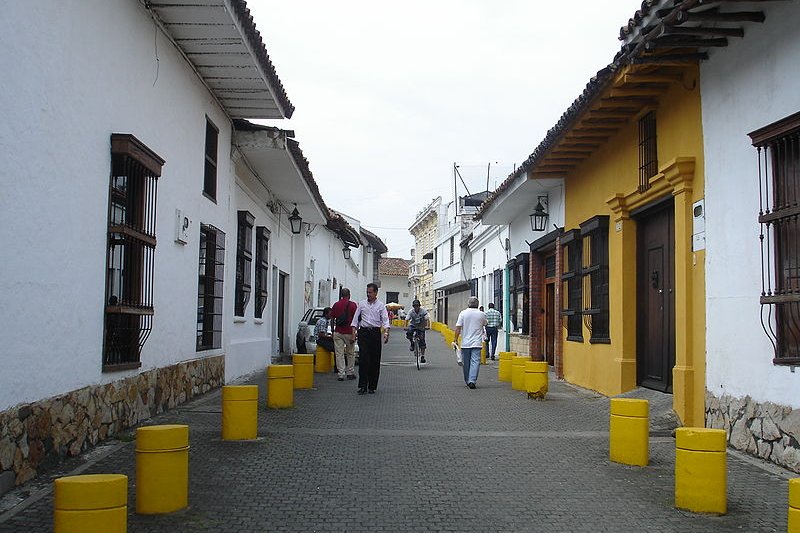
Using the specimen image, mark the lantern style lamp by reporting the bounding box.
[342,246,351,260]
[288,205,302,235]
[529,195,549,232]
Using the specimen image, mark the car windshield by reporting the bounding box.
[302,308,325,326]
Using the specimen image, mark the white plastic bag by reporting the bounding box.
[452,342,463,366]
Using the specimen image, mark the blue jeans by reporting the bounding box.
[485,326,498,357]
[461,347,482,385]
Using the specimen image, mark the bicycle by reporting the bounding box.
[409,328,422,370]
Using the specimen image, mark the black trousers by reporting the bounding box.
[357,328,382,390]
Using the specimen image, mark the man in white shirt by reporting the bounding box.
[351,283,390,395]
[454,296,487,389]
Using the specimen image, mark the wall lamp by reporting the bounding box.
[288,204,303,235]
[529,195,549,232]
[342,245,351,260]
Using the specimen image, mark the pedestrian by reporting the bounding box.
[405,299,430,363]
[351,283,390,395]
[314,307,335,354]
[453,296,487,389]
[485,302,502,360]
[330,288,358,381]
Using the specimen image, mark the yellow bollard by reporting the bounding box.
[789,478,800,533]
[609,398,649,466]
[136,425,189,514]
[675,427,727,514]
[54,474,127,533]
[498,351,515,382]
[314,345,332,373]
[222,385,258,440]
[293,354,314,389]
[511,355,528,391]
[524,361,549,399]
[480,343,487,365]
[266,365,294,408]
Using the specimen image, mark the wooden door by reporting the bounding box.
[278,271,287,354]
[636,201,675,392]
[544,282,556,365]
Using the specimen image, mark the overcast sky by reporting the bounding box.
[252,1,643,258]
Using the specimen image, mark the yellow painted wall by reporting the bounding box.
[559,66,706,426]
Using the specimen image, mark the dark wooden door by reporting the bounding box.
[544,282,555,365]
[278,271,287,354]
[636,201,675,392]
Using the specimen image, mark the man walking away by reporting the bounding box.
[454,296,487,389]
[484,302,502,360]
[351,283,390,395]
[330,288,357,381]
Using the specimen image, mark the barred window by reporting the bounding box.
[493,268,503,321]
[254,226,270,319]
[580,216,610,343]
[639,111,658,192]
[449,237,455,265]
[561,229,583,341]
[508,253,529,334]
[198,224,225,351]
[203,119,218,201]
[749,111,800,365]
[103,134,164,370]
[235,211,254,317]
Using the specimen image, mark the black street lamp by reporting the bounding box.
[288,205,302,235]
[529,196,549,232]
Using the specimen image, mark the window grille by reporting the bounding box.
[197,224,225,351]
[255,226,270,319]
[581,216,610,343]
[638,111,658,192]
[508,253,529,334]
[203,119,218,200]
[235,211,254,317]
[449,237,455,265]
[749,111,800,365]
[103,134,163,369]
[493,268,504,320]
[561,229,583,341]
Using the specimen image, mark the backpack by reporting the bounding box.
[335,301,356,328]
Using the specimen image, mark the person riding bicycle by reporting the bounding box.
[405,299,430,363]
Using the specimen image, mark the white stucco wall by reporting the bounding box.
[701,2,800,407]
[0,0,243,410]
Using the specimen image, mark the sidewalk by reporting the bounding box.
[0,332,793,532]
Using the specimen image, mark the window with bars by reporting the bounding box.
[508,253,529,334]
[449,237,455,265]
[638,111,658,192]
[203,119,218,201]
[254,226,270,319]
[749,111,800,365]
[561,229,583,341]
[103,134,164,370]
[493,268,503,321]
[235,211,254,317]
[580,216,610,343]
[197,224,225,351]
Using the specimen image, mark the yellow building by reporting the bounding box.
[408,197,440,315]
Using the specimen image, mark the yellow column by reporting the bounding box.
[266,365,294,408]
[314,346,333,373]
[136,425,189,514]
[675,427,726,514]
[511,356,528,391]
[609,398,649,466]
[498,351,515,382]
[789,478,800,533]
[221,385,258,440]
[54,474,127,533]
[524,361,548,399]
[293,354,314,389]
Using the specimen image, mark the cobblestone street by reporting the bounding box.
[0,332,793,532]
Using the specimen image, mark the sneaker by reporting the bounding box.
[467,382,476,389]
[490,355,496,361]
[409,344,415,352]
[420,356,426,363]
[457,361,463,367]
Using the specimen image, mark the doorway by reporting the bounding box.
[277,271,287,354]
[635,199,675,393]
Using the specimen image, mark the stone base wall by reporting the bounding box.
[0,355,224,487]
[507,334,530,356]
[706,390,800,473]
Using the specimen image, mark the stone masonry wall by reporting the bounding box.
[0,355,224,486]
[706,390,800,474]
[508,334,530,356]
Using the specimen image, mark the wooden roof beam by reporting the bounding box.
[609,87,667,98]
[537,164,577,172]
[629,53,708,65]
[550,150,593,157]
[660,25,744,38]
[621,72,682,84]
[676,10,765,24]
[645,37,729,50]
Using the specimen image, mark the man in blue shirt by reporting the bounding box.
[484,302,502,360]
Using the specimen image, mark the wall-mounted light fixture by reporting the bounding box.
[366,245,373,254]
[342,245,351,260]
[288,204,302,235]
[529,195,549,232]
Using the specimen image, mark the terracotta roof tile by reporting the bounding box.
[379,257,412,276]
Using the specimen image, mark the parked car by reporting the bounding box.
[295,307,358,362]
